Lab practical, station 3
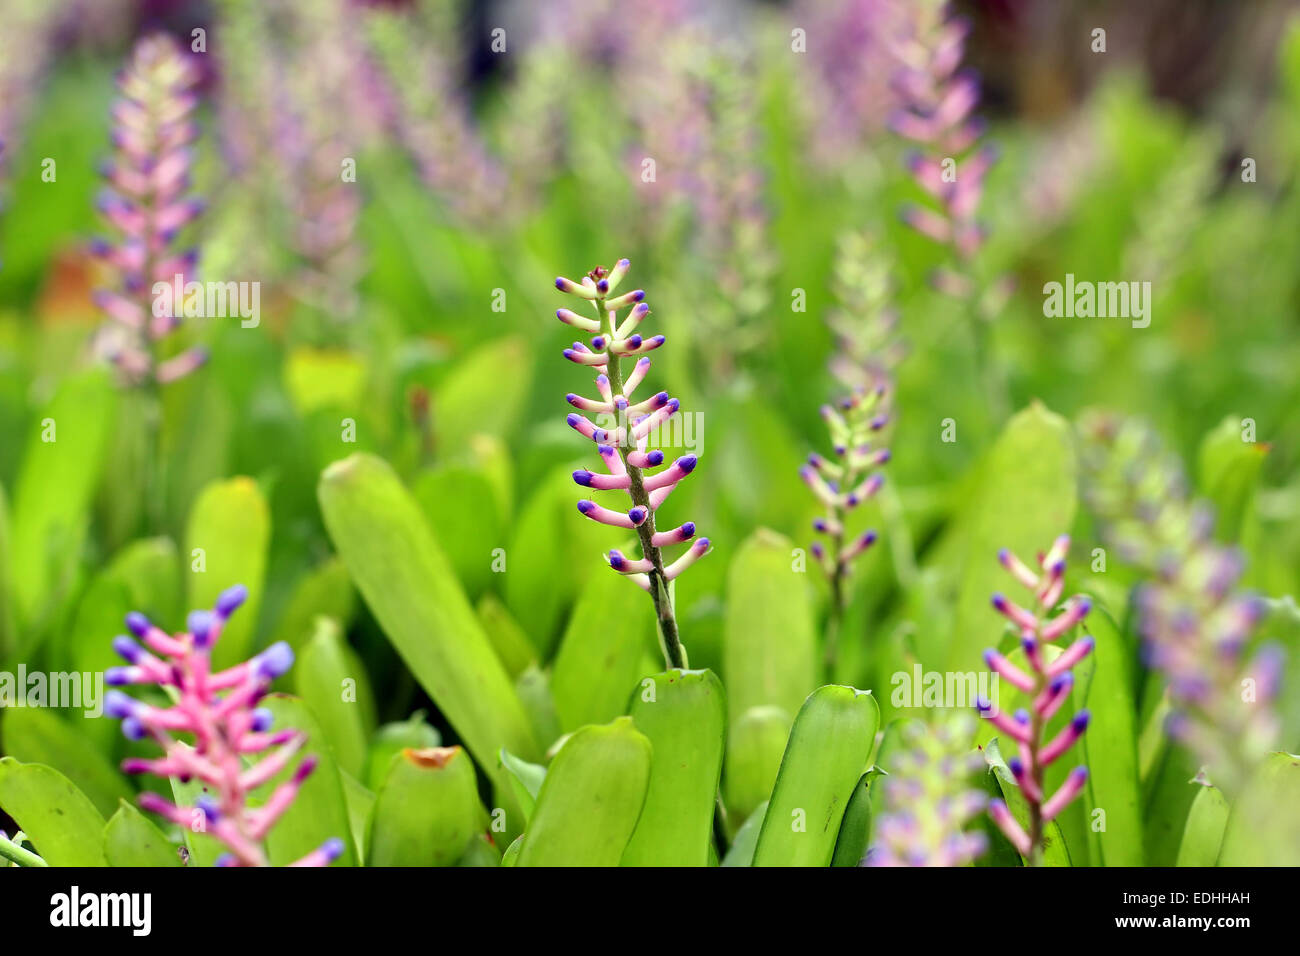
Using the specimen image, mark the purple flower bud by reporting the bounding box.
[216,584,249,617]
[113,635,143,663]
[125,611,151,637]
[105,690,138,719]
[254,642,295,680]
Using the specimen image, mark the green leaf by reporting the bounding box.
[723,705,792,829]
[720,801,767,867]
[516,717,652,866]
[260,695,358,867]
[621,669,726,866]
[1196,415,1267,543]
[104,800,182,867]
[1218,752,1300,865]
[270,556,356,653]
[550,552,655,732]
[434,336,533,451]
[722,529,817,725]
[340,770,375,863]
[0,757,107,866]
[456,833,503,866]
[476,594,537,680]
[413,464,501,600]
[515,663,562,751]
[10,368,117,638]
[294,616,374,778]
[831,770,877,867]
[0,707,133,819]
[1174,782,1229,867]
[498,747,547,824]
[1073,602,1143,864]
[0,483,16,665]
[753,685,879,867]
[983,738,1073,866]
[184,476,270,669]
[946,403,1077,673]
[284,347,368,416]
[364,712,442,792]
[366,746,486,866]
[318,454,540,817]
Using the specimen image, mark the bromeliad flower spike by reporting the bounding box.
[91,33,207,386]
[977,536,1093,864]
[104,584,343,867]
[554,260,708,670]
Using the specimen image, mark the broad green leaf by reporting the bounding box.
[722,529,817,724]
[1073,602,1143,865]
[456,833,502,866]
[983,738,1072,866]
[830,770,876,867]
[318,454,540,818]
[434,336,533,452]
[720,801,767,867]
[621,669,726,866]
[0,757,107,866]
[723,705,792,829]
[261,695,358,867]
[1218,752,1300,865]
[10,368,117,637]
[340,770,375,863]
[270,556,356,653]
[516,717,652,866]
[1140,725,1201,866]
[498,747,547,824]
[551,552,655,732]
[946,403,1077,673]
[295,617,373,778]
[284,347,368,416]
[0,483,15,665]
[1174,782,1228,867]
[184,476,270,669]
[477,594,537,680]
[753,685,879,867]
[104,800,182,867]
[516,664,562,751]
[0,707,132,818]
[1196,415,1267,543]
[367,746,486,866]
[413,464,501,599]
[364,712,442,792]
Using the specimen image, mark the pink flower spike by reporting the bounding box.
[1047,635,1095,677]
[1006,756,1042,803]
[651,522,696,547]
[991,593,1038,631]
[976,699,1031,743]
[597,444,626,475]
[616,301,650,338]
[1035,672,1074,721]
[562,346,609,367]
[627,449,664,469]
[608,549,653,574]
[997,548,1039,590]
[1041,595,1093,641]
[287,838,346,868]
[664,538,710,581]
[840,529,879,564]
[643,455,698,492]
[566,392,611,413]
[566,412,608,443]
[556,308,601,332]
[988,799,1032,857]
[982,648,1035,693]
[1041,767,1089,822]
[1042,534,1070,570]
[555,276,597,299]
[576,500,646,529]
[1040,711,1090,765]
[622,356,651,397]
[573,469,631,491]
[604,289,644,311]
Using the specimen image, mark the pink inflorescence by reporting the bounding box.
[554,260,709,595]
[977,536,1093,860]
[105,584,342,868]
[91,33,207,386]
[889,3,996,296]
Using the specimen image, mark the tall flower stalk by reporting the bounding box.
[978,536,1093,864]
[554,260,709,670]
[105,584,342,867]
[865,713,988,867]
[91,33,207,535]
[1080,412,1282,794]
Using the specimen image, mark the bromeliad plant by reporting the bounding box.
[554,260,709,670]
[977,536,1093,864]
[104,584,342,867]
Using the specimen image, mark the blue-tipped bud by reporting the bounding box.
[104,667,132,686]
[254,642,295,680]
[121,716,147,740]
[125,611,151,637]
[572,470,594,487]
[677,455,698,474]
[251,707,274,732]
[646,451,665,466]
[628,507,648,525]
[1013,709,1030,725]
[104,690,137,719]
[1007,756,1024,777]
[680,521,696,539]
[196,794,221,823]
[1071,710,1091,732]
[188,610,215,646]
[609,550,626,571]
[215,584,248,617]
[112,635,143,663]
[322,837,345,862]
[577,500,595,515]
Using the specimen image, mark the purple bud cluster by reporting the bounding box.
[978,537,1093,861]
[866,714,988,867]
[106,584,341,867]
[91,34,207,386]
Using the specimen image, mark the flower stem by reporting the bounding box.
[591,295,686,670]
[0,832,47,867]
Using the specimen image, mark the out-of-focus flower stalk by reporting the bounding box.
[0,0,58,198]
[554,260,709,670]
[866,713,988,866]
[1080,412,1282,795]
[106,584,342,868]
[978,536,1093,864]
